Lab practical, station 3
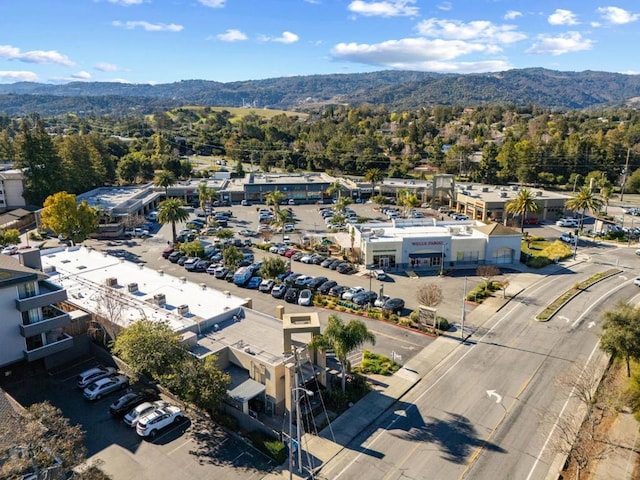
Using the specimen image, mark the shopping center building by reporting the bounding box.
[351,218,522,271]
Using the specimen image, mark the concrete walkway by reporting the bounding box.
[592,410,640,480]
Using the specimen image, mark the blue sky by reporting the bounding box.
[1,0,638,84]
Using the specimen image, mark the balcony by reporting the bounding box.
[15,281,68,312]
[24,333,74,362]
[20,305,71,337]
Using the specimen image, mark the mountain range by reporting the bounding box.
[0,68,639,117]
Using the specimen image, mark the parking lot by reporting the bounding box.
[2,359,275,480]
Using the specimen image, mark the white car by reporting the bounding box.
[300,255,314,264]
[342,286,365,301]
[298,289,313,306]
[77,365,117,389]
[635,249,640,256]
[136,405,184,438]
[83,374,129,401]
[560,233,577,245]
[124,400,169,427]
[1,245,18,255]
[635,277,640,287]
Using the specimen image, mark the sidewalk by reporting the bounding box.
[262,267,545,479]
[593,410,640,480]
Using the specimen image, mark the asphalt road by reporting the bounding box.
[316,256,637,480]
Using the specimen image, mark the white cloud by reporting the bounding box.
[437,2,452,11]
[217,29,247,42]
[0,45,75,66]
[0,70,39,82]
[332,38,492,64]
[348,0,419,18]
[526,31,593,55]
[416,18,526,44]
[276,32,299,43]
[597,6,639,24]
[95,62,122,72]
[198,0,225,7]
[105,0,145,5]
[112,20,183,32]
[72,71,92,80]
[548,9,578,26]
[504,10,522,20]
[260,31,299,43]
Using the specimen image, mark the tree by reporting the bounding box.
[90,289,125,345]
[0,401,87,480]
[214,228,234,240]
[154,169,176,196]
[222,245,243,271]
[260,256,287,279]
[273,209,290,239]
[364,168,385,197]
[565,186,604,232]
[40,192,98,243]
[14,117,66,205]
[505,188,539,233]
[112,319,189,380]
[334,196,352,214]
[157,198,189,244]
[308,314,376,393]
[416,283,443,330]
[166,355,231,413]
[600,302,640,377]
[371,194,388,209]
[196,182,216,214]
[599,185,612,215]
[265,190,285,212]
[0,228,20,246]
[325,180,343,200]
[476,265,500,294]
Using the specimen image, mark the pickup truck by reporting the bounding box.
[125,227,149,237]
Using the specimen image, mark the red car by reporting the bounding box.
[162,246,174,259]
[284,249,298,258]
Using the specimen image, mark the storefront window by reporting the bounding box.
[373,255,395,268]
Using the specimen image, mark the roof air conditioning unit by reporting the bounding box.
[105,277,117,287]
[153,293,166,307]
[499,192,507,198]
[43,265,56,273]
[127,283,138,293]
[481,187,489,192]
[536,191,543,196]
[177,304,189,315]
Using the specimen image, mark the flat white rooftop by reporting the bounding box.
[40,246,246,333]
[358,220,484,242]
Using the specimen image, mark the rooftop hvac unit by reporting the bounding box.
[177,304,189,315]
[153,293,166,307]
[127,283,138,293]
[105,277,117,287]
[535,190,543,196]
[43,265,56,273]
[511,185,519,191]
[481,187,489,192]
[499,192,507,198]
[372,229,385,236]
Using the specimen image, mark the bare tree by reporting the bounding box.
[476,265,500,294]
[120,214,146,230]
[89,288,124,345]
[416,283,443,331]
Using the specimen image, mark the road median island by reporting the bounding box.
[535,268,622,321]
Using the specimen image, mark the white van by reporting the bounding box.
[146,211,158,222]
[373,269,387,280]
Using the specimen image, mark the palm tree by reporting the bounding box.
[157,198,189,244]
[265,189,285,212]
[599,185,612,215]
[505,189,539,234]
[364,168,385,198]
[334,196,351,215]
[600,302,640,377]
[308,314,376,393]
[325,180,343,201]
[565,186,604,232]
[154,169,176,197]
[402,193,421,216]
[197,182,216,215]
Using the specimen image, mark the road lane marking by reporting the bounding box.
[571,278,632,328]
[167,439,190,455]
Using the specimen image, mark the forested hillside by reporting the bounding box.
[1,69,640,116]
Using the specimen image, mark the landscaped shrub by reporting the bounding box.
[359,350,400,375]
[248,432,287,463]
[255,243,272,251]
[527,256,552,268]
[399,317,413,327]
[409,311,419,322]
[436,318,450,331]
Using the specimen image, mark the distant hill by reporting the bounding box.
[0,68,639,116]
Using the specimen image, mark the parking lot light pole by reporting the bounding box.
[461,276,467,341]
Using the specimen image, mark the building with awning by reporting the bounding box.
[350,218,521,271]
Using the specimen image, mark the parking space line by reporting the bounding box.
[231,452,245,462]
[167,439,191,455]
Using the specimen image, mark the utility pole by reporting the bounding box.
[620,147,631,201]
[461,276,467,341]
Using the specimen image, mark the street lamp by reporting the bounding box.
[289,387,314,479]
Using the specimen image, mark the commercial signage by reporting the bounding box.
[411,240,444,247]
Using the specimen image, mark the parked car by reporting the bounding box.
[176,256,189,266]
[294,275,313,288]
[374,294,391,308]
[183,257,201,271]
[246,276,262,289]
[83,374,129,401]
[214,266,229,279]
[328,259,343,270]
[271,283,288,299]
[300,254,314,264]
[318,280,338,295]
[352,290,378,306]
[161,246,174,259]
[284,249,298,258]
[373,269,387,280]
[168,251,183,263]
[298,289,313,306]
[308,276,328,290]
[193,260,211,272]
[284,287,300,304]
[556,218,579,227]
[382,297,405,313]
[337,263,357,274]
[1,245,18,255]
[342,286,365,301]
[328,285,347,297]
[320,257,334,268]
[635,277,640,287]
[77,365,117,389]
[109,389,158,416]
[291,251,305,262]
[124,400,169,427]
[259,279,275,293]
[560,233,577,245]
[284,273,302,285]
[136,405,185,438]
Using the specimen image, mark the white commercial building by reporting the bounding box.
[351,219,522,271]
